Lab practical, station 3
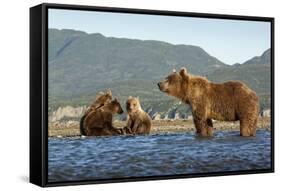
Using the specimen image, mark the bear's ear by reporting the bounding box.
[106,89,112,96]
[128,96,133,99]
[95,91,104,100]
[179,67,188,78]
[136,96,140,101]
[172,68,176,73]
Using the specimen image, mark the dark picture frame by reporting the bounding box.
[30,3,274,187]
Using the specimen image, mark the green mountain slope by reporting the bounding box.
[243,49,271,65]
[48,29,271,118]
[207,63,270,94]
[48,29,226,106]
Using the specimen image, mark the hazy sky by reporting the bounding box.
[49,9,271,65]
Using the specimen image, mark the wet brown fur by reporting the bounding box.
[83,98,124,136]
[84,90,112,116]
[158,67,259,137]
[80,90,112,135]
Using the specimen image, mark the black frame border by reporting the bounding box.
[30,3,275,187]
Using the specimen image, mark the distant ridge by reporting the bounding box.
[48,28,271,117]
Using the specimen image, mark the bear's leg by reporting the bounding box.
[200,127,208,137]
[250,117,258,136]
[193,117,202,134]
[206,119,214,136]
[103,127,121,136]
[240,112,258,137]
[238,96,259,136]
[132,119,142,134]
[125,119,133,134]
[193,117,208,137]
[137,124,150,135]
[116,128,125,135]
[240,119,251,137]
[250,105,259,136]
[123,126,133,134]
[111,127,124,135]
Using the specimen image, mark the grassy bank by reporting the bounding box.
[48,117,271,137]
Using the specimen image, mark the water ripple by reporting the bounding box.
[48,129,271,182]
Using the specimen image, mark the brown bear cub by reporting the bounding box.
[83,98,124,136]
[80,90,112,135]
[158,67,259,137]
[123,96,152,135]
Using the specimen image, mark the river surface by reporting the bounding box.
[48,129,271,182]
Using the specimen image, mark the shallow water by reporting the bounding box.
[48,129,271,182]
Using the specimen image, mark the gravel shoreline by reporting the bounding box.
[48,117,271,137]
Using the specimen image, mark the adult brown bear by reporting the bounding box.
[158,67,259,137]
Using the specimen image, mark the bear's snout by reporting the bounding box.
[119,108,124,114]
[157,82,161,88]
[157,82,163,90]
[158,82,166,92]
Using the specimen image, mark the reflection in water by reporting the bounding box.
[48,129,271,182]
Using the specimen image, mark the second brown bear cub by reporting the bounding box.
[124,96,152,135]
